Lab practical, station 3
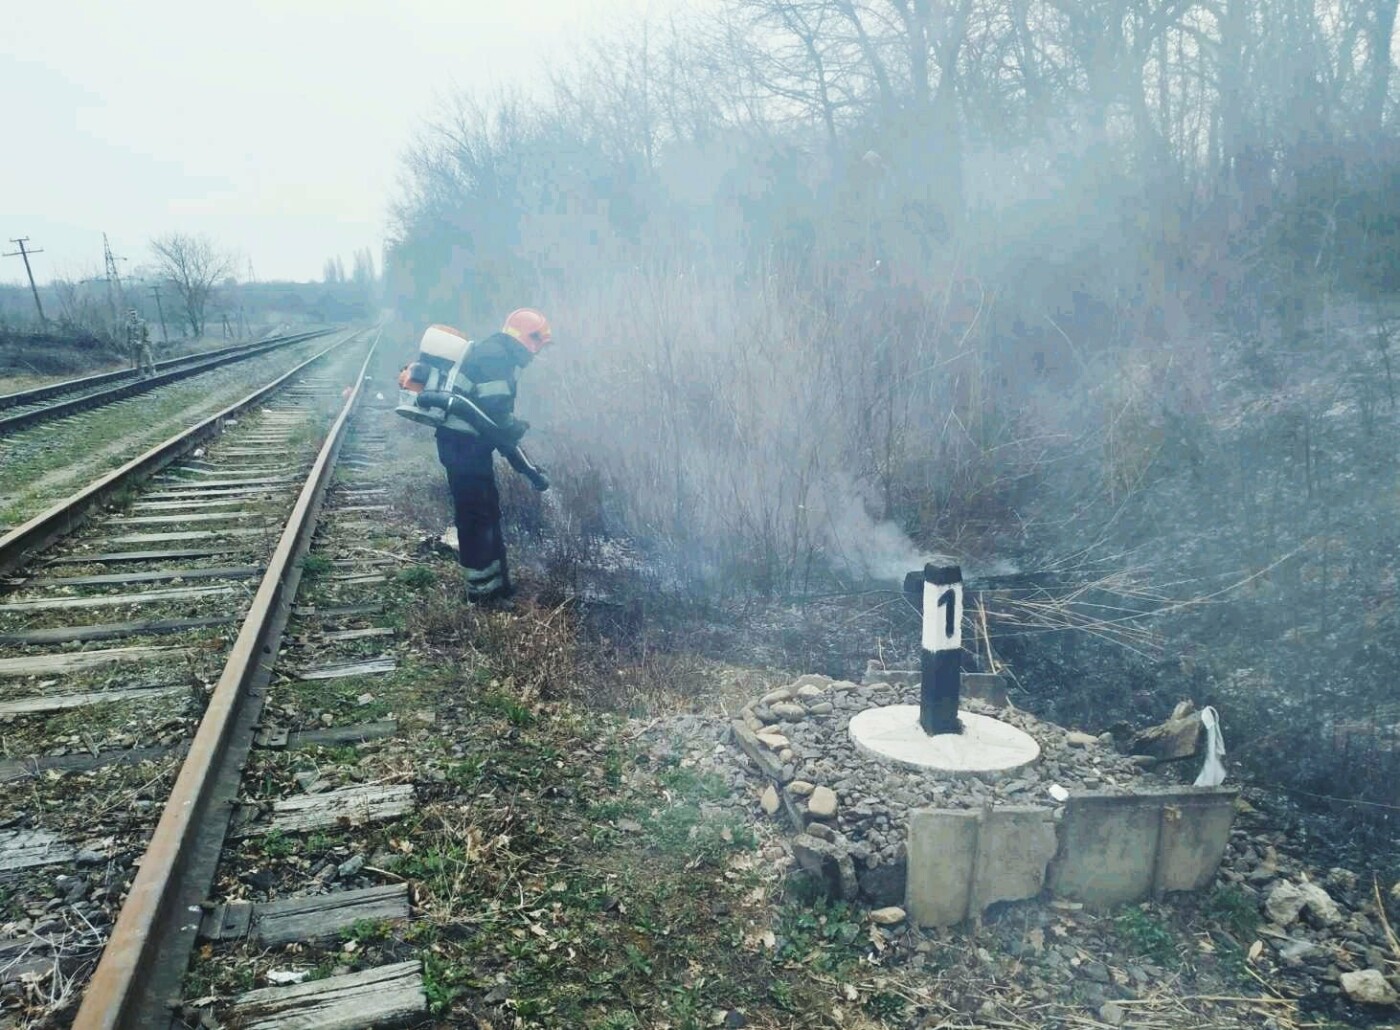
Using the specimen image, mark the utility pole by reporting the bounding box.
[148,283,170,344]
[102,233,126,318]
[4,237,46,326]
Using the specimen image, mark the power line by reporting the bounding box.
[4,237,47,326]
[148,283,170,344]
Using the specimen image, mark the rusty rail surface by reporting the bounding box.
[0,328,362,579]
[0,328,335,436]
[71,329,381,1030]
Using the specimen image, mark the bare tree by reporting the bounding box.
[149,233,233,337]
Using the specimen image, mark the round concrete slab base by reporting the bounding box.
[849,705,1041,779]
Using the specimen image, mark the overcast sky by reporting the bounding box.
[0,1,657,286]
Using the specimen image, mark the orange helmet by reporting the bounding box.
[502,308,552,354]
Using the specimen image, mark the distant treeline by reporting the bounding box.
[0,278,375,342]
[387,0,1400,341]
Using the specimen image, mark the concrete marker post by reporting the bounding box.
[920,562,963,735]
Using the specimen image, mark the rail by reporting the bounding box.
[70,329,380,1030]
[0,329,358,578]
[0,328,335,436]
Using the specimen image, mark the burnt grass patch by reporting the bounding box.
[185,560,921,1029]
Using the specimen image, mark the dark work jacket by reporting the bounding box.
[435,332,534,475]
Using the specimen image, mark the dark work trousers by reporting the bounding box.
[438,434,510,601]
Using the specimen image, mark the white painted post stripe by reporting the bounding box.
[922,580,962,652]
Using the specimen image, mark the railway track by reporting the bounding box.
[0,327,406,1027]
[0,332,360,541]
[0,331,334,438]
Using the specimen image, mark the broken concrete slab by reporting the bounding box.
[791,833,859,901]
[1047,787,1238,908]
[906,809,979,927]
[1155,790,1240,893]
[1048,792,1162,908]
[972,806,1058,909]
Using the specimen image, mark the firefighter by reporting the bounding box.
[429,308,552,605]
[125,309,155,377]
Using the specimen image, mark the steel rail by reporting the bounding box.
[0,328,361,579]
[72,329,381,1030]
[0,329,335,436]
[0,330,329,413]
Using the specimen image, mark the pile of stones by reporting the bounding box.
[1217,830,1400,1008]
[730,673,1163,904]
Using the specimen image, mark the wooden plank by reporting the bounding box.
[141,488,278,501]
[147,476,296,490]
[103,528,266,545]
[0,584,236,613]
[253,884,411,946]
[29,566,262,588]
[264,784,415,834]
[0,685,184,716]
[198,900,253,942]
[130,499,261,511]
[287,721,398,748]
[226,960,425,1029]
[48,547,238,565]
[0,646,190,677]
[164,465,290,477]
[0,829,75,873]
[298,659,396,681]
[0,741,184,782]
[318,627,394,642]
[291,602,384,618]
[161,467,290,479]
[329,574,387,585]
[331,506,389,514]
[113,511,260,526]
[254,724,290,748]
[0,614,236,646]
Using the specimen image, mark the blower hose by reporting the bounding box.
[416,391,551,492]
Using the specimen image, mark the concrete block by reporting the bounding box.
[1049,792,1162,908]
[973,806,1057,909]
[962,673,1009,707]
[862,663,918,686]
[1154,788,1238,893]
[906,809,979,927]
[792,834,859,900]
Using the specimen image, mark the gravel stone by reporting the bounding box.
[808,786,838,819]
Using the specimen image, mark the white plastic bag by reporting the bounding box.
[1194,706,1226,786]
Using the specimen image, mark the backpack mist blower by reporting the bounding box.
[396,324,551,492]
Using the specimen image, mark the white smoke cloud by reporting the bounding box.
[809,472,930,584]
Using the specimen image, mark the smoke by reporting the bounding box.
[808,472,929,585]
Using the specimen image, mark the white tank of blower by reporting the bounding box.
[396,324,472,428]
